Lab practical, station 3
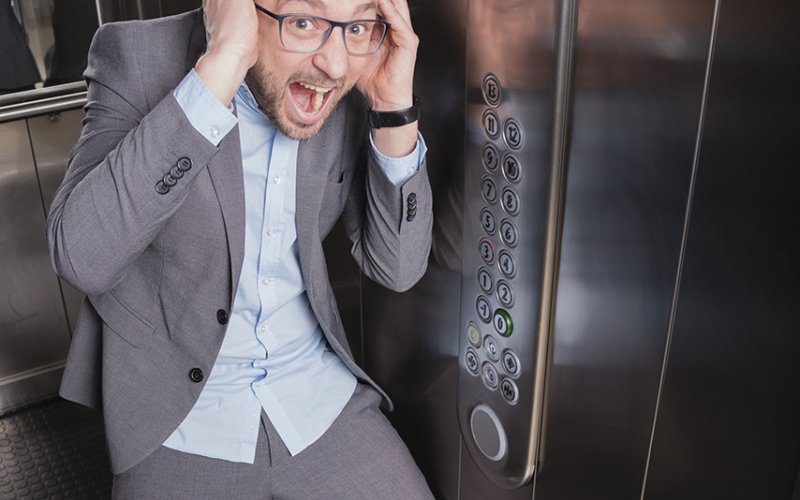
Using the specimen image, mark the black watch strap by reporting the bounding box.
[368,96,420,128]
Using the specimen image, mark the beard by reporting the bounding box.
[245,63,352,141]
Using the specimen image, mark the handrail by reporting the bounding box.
[0,88,87,124]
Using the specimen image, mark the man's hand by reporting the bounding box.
[195,0,259,106]
[358,0,420,158]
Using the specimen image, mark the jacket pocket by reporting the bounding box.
[88,291,155,347]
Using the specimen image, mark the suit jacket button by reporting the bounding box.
[162,173,177,187]
[177,157,192,172]
[169,164,185,179]
[407,192,417,204]
[216,309,228,325]
[189,368,204,383]
[155,181,170,195]
[407,213,416,222]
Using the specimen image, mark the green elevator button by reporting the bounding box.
[493,309,513,337]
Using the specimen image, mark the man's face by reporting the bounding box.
[247,0,378,140]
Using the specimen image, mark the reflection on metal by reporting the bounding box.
[28,110,87,330]
[639,1,721,497]
[0,90,87,124]
[0,119,72,414]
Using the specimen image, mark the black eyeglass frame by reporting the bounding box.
[254,4,391,56]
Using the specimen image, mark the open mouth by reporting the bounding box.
[287,81,335,124]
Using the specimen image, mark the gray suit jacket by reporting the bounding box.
[46,9,432,474]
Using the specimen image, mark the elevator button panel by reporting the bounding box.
[459,72,543,487]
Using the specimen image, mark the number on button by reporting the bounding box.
[476,296,492,323]
[502,187,520,216]
[498,250,517,278]
[482,177,498,205]
[502,154,522,184]
[465,349,480,375]
[482,143,499,172]
[483,110,500,139]
[477,267,494,294]
[479,238,496,266]
[480,208,496,235]
[500,219,519,247]
[496,280,514,308]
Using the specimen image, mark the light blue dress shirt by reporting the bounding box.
[162,70,425,464]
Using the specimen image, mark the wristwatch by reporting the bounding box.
[368,96,420,129]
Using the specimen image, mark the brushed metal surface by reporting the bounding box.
[457,0,561,489]
[644,0,800,498]
[27,110,86,332]
[533,1,715,498]
[0,119,71,413]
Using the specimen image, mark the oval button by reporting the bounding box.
[189,368,204,383]
[216,309,229,325]
[481,143,500,172]
[481,177,498,205]
[482,109,500,139]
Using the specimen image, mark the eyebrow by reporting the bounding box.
[277,0,377,17]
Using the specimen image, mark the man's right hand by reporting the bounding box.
[195,0,259,106]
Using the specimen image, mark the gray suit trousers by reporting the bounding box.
[112,384,434,500]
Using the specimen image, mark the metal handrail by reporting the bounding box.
[0,87,87,124]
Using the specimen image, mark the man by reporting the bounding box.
[46,0,433,498]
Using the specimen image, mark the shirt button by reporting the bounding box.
[267,228,277,237]
[262,278,271,285]
[210,127,220,139]
[259,324,266,333]
[273,176,281,184]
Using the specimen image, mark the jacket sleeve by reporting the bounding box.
[341,133,433,293]
[46,23,221,296]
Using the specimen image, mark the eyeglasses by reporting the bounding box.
[254,4,390,56]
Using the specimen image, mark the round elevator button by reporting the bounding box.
[493,308,513,337]
[465,349,480,375]
[482,74,502,107]
[501,378,519,405]
[470,404,508,462]
[467,322,482,347]
[481,143,500,172]
[482,109,500,139]
[503,118,524,150]
[482,362,499,390]
[481,177,498,205]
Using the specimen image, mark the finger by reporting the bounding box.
[378,0,414,33]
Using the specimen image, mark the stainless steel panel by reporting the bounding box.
[534,1,715,498]
[457,0,561,490]
[28,109,86,331]
[644,0,800,498]
[0,119,71,413]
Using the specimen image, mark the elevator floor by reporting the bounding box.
[0,399,111,499]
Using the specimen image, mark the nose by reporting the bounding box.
[312,26,349,81]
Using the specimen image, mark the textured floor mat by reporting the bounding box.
[0,399,111,499]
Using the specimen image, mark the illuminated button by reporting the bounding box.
[501,153,522,184]
[467,322,482,347]
[503,118,524,150]
[493,308,513,337]
[500,378,519,404]
[500,219,519,247]
[465,349,480,375]
[502,350,521,378]
[501,187,520,216]
[481,143,500,172]
[477,267,494,294]
[480,208,496,235]
[498,250,517,278]
[484,336,500,362]
[482,362,499,390]
[481,176,498,205]
[476,296,492,323]
[496,280,514,308]
[479,238,496,266]
[482,73,502,107]
[482,109,500,139]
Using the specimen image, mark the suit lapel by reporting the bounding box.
[207,125,246,302]
[295,104,347,293]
